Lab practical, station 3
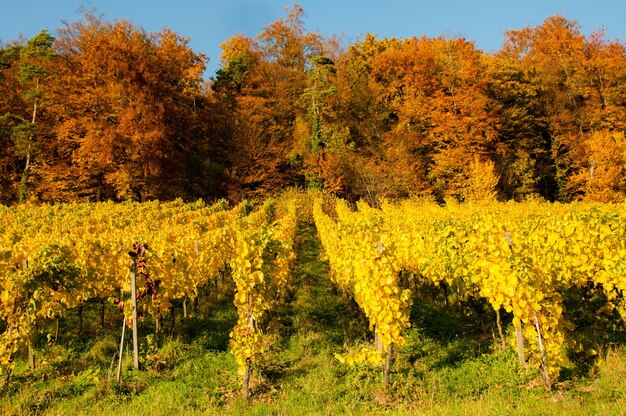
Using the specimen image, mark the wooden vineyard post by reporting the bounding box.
[495,308,506,351]
[534,310,552,390]
[374,327,382,352]
[384,343,393,385]
[515,324,526,366]
[130,257,139,370]
[116,317,126,382]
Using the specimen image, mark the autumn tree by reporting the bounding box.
[16,29,56,201]
[40,13,208,201]
[2,10,625,204]
[569,131,626,202]
[213,4,324,199]
[340,33,398,152]
[299,54,358,193]
[483,54,553,200]
[212,34,258,107]
[369,36,497,201]
[329,34,418,202]
[0,42,23,202]
[0,32,55,203]
[0,114,20,202]
[464,156,500,202]
[500,15,626,200]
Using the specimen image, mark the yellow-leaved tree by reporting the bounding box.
[463,156,500,202]
[569,131,626,202]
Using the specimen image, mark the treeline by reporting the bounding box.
[1,5,626,204]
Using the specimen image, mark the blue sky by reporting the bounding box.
[2,1,625,77]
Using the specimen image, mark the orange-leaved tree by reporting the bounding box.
[500,15,626,201]
[40,12,208,202]
[213,5,325,200]
[371,36,497,201]
[568,131,626,202]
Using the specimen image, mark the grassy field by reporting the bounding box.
[2,224,626,415]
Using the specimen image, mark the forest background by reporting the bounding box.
[2,4,626,206]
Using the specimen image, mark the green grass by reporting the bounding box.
[2,223,626,415]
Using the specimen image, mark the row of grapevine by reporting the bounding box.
[4,193,625,390]
[0,194,302,393]
[383,199,626,386]
[229,197,299,396]
[312,197,412,380]
[315,196,626,388]
[0,199,231,370]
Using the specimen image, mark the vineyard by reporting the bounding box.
[1,191,626,414]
